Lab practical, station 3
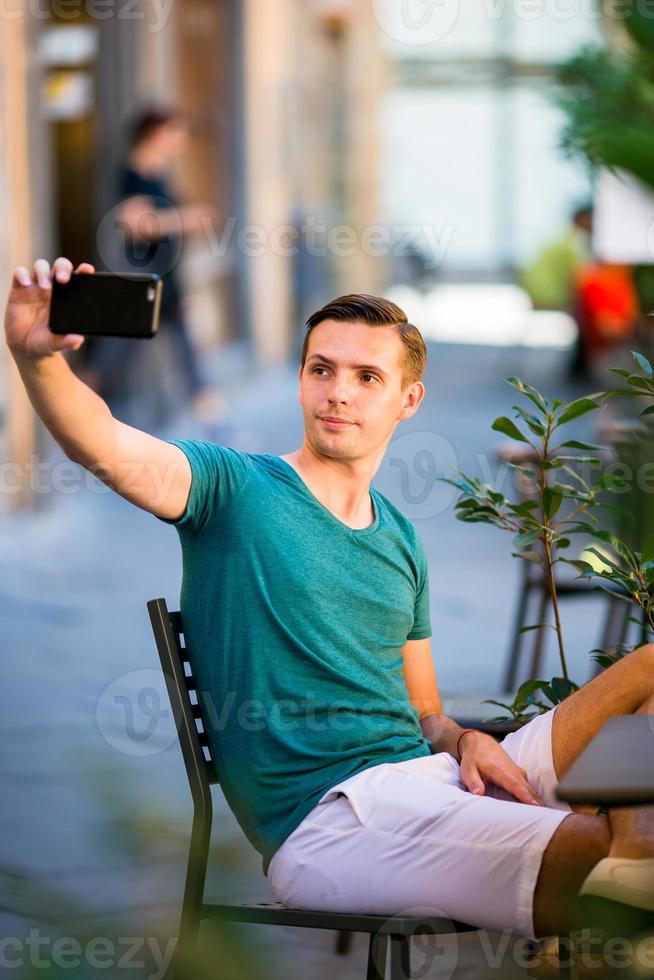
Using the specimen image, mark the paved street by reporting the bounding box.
[0,339,613,979]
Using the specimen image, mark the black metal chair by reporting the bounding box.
[147,597,569,979]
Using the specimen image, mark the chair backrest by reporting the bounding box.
[147,598,219,791]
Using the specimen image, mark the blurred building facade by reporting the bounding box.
[377,0,601,279]
[0,0,386,515]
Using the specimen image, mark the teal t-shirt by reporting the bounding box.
[158,441,433,873]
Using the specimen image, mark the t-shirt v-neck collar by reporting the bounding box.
[274,456,380,536]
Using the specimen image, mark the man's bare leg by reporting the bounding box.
[532,643,654,937]
[550,642,654,785]
[551,642,654,860]
[533,813,611,936]
[532,702,654,937]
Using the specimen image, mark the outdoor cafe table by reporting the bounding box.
[556,715,654,807]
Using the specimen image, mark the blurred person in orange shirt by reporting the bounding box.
[575,262,638,367]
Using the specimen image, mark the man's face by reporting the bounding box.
[298,319,424,463]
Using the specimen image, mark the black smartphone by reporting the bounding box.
[49,271,163,339]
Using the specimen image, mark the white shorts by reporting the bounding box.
[268,706,576,938]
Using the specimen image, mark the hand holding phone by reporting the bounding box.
[4,258,94,361]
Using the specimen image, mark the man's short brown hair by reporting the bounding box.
[301,294,427,388]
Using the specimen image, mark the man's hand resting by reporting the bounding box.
[458,730,545,806]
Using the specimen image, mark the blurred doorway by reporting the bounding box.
[40,16,99,265]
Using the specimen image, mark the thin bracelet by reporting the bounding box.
[456,728,476,762]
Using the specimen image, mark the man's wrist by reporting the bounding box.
[12,347,57,369]
[418,713,481,760]
[456,728,478,762]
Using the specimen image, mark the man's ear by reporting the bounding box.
[398,381,425,421]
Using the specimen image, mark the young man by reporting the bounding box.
[5,257,654,943]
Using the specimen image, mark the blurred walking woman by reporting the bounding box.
[93,106,223,425]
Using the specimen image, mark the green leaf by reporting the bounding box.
[563,520,595,534]
[608,368,633,379]
[512,404,547,433]
[513,530,540,549]
[505,377,548,414]
[584,546,623,572]
[632,350,653,378]
[515,679,552,700]
[559,463,591,493]
[591,533,639,570]
[623,5,654,54]
[549,676,579,702]
[596,472,629,492]
[513,550,545,568]
[559,557,594,576]
[554,455,601,465]
[556,397,600,426]
[457,512,497,525]
[518,623,555,634]
[642,540,654,564]
[543,486,564,519]
[558,440,605,451]
[492,416,529,443]
[591,584,632,602]
[641,405,654,416]
[508,500,539,516]
[604,389,648,400]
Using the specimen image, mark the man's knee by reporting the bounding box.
[638,691,654,715]
[632,642,654,674]
[629,644,654,710]
[604,643,654,684]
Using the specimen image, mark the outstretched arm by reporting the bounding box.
[4,257,192,521]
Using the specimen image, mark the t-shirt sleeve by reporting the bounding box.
[407,533,432,640]
[156,439,253,536]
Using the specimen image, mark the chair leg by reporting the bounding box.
[529,587,548,680]
[366,933,389,980]
[174,808,212,980]
[389,935,411,980]
[617,607,632,650]
[640,607,649,646]
[503,571,532,691]
[595,598,621,677]
[557,933,574,978]
[335,929,353,956]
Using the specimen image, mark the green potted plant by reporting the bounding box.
[443,352,654,725]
